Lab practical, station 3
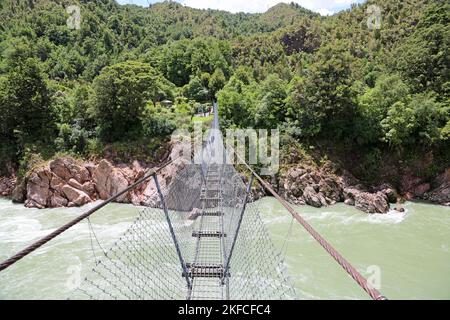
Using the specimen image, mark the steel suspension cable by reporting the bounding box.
[0,156,181,273]
[235,154,387,301]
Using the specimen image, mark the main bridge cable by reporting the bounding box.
[233,153,388,301]
[0,155,181,273]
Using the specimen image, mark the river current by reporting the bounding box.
[0,197,448,299]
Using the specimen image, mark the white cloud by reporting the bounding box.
[179,0,364,15]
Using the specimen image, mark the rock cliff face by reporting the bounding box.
[278,164,450,213]
[424,169,450,206]
[22,157,122,208]
[7,150,186,209]
[279,166,396,214]
[1,156,448,213]
[0,177,15,197]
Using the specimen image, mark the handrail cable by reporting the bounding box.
[234,152,387,301]
[0,155,181,272]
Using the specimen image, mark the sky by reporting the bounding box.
[116,0,366,16]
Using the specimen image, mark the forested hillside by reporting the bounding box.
[0,0,448,187]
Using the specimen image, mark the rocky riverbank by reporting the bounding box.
[1,156,449,214]
[0,141,188,209]
[277,164,450,213]
[8,157,184,209]
[0,176,15,197]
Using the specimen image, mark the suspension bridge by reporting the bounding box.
[0,103,386,300]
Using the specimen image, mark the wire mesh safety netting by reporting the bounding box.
[72,103,296,300]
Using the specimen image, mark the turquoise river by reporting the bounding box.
[0,197,449,300]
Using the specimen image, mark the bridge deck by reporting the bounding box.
[188,165,227,300]
[67,102,298,300]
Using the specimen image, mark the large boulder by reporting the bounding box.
[279,166,343,207]
[303,186,328,208]
[109,170,130,202]
[50,157,90,184]
[50,175,65,191]
[93,160,130,202]
[21,155,186,209]
[50,192,69,208]
[0,177,15,197]
[24,157,96,209]
[375,183,399,204]
[355,192,390,214]
[138,157,190,207]
[92,160,112,199]
[11,180,27,203]
[25,168,52,208]
[425,169,450,206]
[25,199,46,209]
[61,185,92,206]
[344,188,390,214]
[343,188,359,206]
[400,171,431,200]
[319,177,343,204]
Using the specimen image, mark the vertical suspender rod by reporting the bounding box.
[153,173,192,291]
[221,174,254,285]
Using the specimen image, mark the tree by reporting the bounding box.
[217,76,256,128]
[254,74,287,128]
[407,93,448,145]
[380,92,448,147]
[380,101,416,147]
[209,68,226,98]
[286,41,357,139]
[158,38,231,87]
[0,57,54,145]
[159,40,192,86]
[285,75,321,137]
[89,61,173,142]
[142,105,177,138]
[183,75,209,103]
[356,74,410,145]
[393,2,450,98]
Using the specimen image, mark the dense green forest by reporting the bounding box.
[0,0,448,184]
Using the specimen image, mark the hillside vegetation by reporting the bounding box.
[0,0,448,186]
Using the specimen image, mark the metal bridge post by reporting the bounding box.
[153,173,192,292]
[221,173,254,285]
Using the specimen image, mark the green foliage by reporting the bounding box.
[358,148,382,182]
[0,0,448,181]
[89,60,174,142]
[217,75,258,128]
[142,106,177,138]
[380,101,416,147]
[209,68,226,98]
[17,148,45,180]
[405,93,448,145]
[157,38,231,87]
[286,41,357,139]
[183,75,209,103]
[441,120,450,141]
[393,2,450,98]
[0,56,55,149]
[55,121,91,155]
[356,74,410,145]
[254,74,288,128]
